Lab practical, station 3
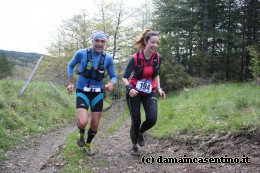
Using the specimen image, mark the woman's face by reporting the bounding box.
[145,36,160,52]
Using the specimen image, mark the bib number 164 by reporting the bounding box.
[136,79,152,94]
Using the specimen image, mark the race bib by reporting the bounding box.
[136,79,152,94]
[83,87,91,92]
[83,85,101,92]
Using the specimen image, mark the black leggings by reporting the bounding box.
[126,92,158,145]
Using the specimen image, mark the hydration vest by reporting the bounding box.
[133,50,160,80]
[129,50,160,93]
[79,48,106,81]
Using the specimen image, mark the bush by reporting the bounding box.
[248,46,260,85]
[0,53,13,79]
[160,62,193,91]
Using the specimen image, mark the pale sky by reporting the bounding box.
[0,0,144,54]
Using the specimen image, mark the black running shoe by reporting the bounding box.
[138,133,145,147]
[77,134,85,147]
[130,145,140,156]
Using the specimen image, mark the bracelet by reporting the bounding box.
[126,85,133,94]
[157,87,162,91]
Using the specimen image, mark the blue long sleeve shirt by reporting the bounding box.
[68,48,117,90]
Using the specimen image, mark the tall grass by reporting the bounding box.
[151,83,260,138]
[0,79,76,162]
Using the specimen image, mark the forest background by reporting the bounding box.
[0,0,259,171]
[1,0,259,99]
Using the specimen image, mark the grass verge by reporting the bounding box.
[151,82,260,138]
[0,79,73,163]
[106,103,129,133]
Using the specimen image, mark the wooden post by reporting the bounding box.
[18,55,44,97]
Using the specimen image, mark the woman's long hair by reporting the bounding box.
[134,29,159,49]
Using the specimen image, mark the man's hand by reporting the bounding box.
[105,82,115,92]
[67,83,74,94]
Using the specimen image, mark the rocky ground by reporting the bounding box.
[0,100,259,173]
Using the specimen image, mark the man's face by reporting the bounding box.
[92,38,106,53]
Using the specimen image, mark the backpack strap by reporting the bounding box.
[152,52,160,78]
[153,52,159,68]
[133,50,160,69]
[78,48,91,75]
[134,50,143,69]
[99,51,106,67]
[87,48,92,61]
[86,48,106,66]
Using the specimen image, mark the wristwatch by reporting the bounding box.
[126,85,133,94]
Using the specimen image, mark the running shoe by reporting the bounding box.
[130,145,140,156]
[84,143,95,156]
[77,134,85,147]
[138,133,145,147]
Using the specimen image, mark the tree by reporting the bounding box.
[248,46,260,85]
[0,53,13,79]
[45,10,95,84]
[45,0,143,93]
[153,0,259,83]
[240,0,259,81]
[93,0,148,98]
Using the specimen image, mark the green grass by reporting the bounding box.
[59,131,93,173]
[106,103,129,133]
[59,111,114,173]
[59,130,109,173]
[150,82,260,138]
[0,79,75,162]
[58,103,128,173]
[0,78,112,165]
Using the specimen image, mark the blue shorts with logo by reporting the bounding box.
[76,89,104,112]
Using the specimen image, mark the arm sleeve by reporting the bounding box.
[123,57,135,79]
[68,51,81,76]
[106,57,117,83]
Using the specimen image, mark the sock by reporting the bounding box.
[78,124,85,138]
[86,128,97,144]
[139,127,143,134]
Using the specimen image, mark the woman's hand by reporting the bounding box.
[129,88,139,97]
[158,88,166,99]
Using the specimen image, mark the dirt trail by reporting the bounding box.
[0,123,76,173]
[0,100,259,173]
